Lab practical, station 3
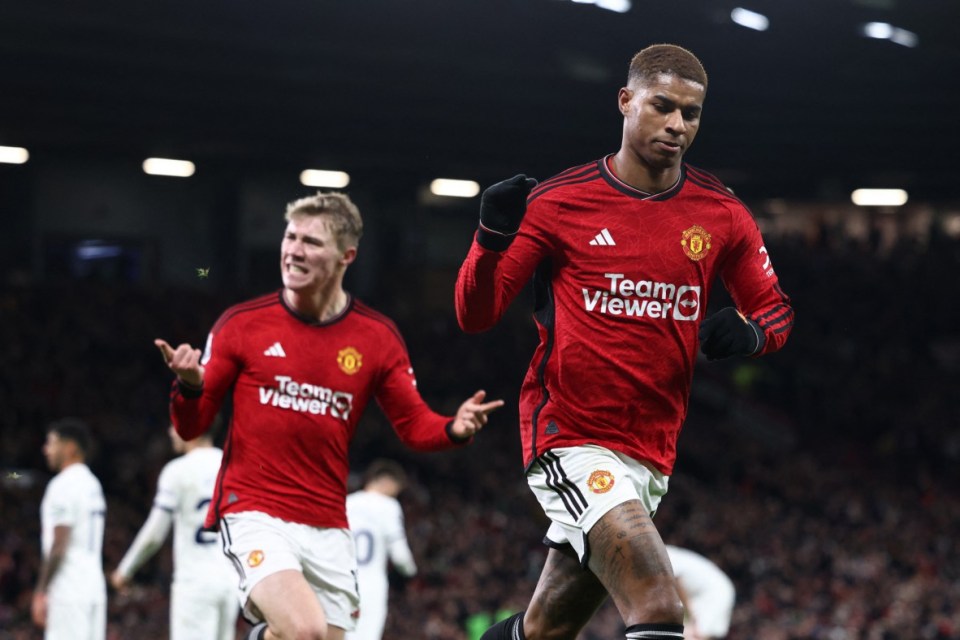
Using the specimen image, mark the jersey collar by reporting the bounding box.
[599,154,685,201]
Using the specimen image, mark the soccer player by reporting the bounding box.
[455,44,794,640]
[155,191,504,640]
[32,418,107,640]
[665,545,735,640]
[110,425,238,640]
[345,460,417,640]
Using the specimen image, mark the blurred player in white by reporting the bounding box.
[346,460,417,640]
[32,418,107,640]
[110,425,238,640]
[665,545,736,640]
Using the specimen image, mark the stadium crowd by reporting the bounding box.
[1,216,958,639]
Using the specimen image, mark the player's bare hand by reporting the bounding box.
[31,591,47,628]
[154,338,205,387]
[109,570,129,593]
[450,390,504,439]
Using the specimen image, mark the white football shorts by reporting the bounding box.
[527,444,670,563]
[220,511,359,632]
[45,599,106,640]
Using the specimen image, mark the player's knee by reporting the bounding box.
[623,586,684,628]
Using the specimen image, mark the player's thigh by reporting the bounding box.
[524,545,608,640]
[45,600,105,640]
[586,500,681,625]
[221,512,311,623]
[250,569,330,636]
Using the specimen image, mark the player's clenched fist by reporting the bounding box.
[154,339,205,387]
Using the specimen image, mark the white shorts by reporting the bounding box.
[527,445,670,563]
[45,600,105,640]
[171,581,239,640]
[220,511,359,631]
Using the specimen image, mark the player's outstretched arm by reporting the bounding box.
[155,338,205,387]
[447,390,505,441]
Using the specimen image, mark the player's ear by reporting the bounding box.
[340,246,358,266]
[618,87,633,116]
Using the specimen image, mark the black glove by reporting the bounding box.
[476,174,538,251]
[699,307,766,361]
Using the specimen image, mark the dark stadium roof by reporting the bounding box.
[1,0,958,201]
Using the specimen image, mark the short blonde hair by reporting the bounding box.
[284,192,364,250]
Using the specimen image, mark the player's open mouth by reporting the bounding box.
[286,264,308,274]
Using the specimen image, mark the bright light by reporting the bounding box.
[300,169,350,189]
[889,27,918,48]
[0,146,29,164]
[143,157,195,177]
[566,0,631,12]
[861,22,918,47]
[596,0,631,12]
[731,8,769,31]
[851,188,909,207]
[863,22,893,39]
[430,178,480,198]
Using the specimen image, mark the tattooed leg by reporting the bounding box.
[586,499,683,628]
[523,545,609,640]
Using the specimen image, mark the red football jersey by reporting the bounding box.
[456,156,793,474]
[169,292,457,529]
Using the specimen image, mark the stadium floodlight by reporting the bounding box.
[565,0,631,12]
[731,8,769,31]
[851,188,908,207]
[300,169,350,189]
[0,146,30,164]
[595,0,631,13]
[143,157,195,177]
[861,22,918,48]
[430,178,480,198]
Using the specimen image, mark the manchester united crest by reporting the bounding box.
[247,550,265,568]
[337,347,363,375]
[587,470,615,494]
[681,225,712,261]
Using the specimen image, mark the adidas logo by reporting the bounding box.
[589,228,616,246]
[264,342,287,357]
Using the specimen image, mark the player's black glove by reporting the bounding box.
[476,174,538,251]
[699,307,766,361]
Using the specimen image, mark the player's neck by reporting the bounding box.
[183,441,211,453]
[284,285,348,322]
[610,151,681,194]
[57,458,83,473]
